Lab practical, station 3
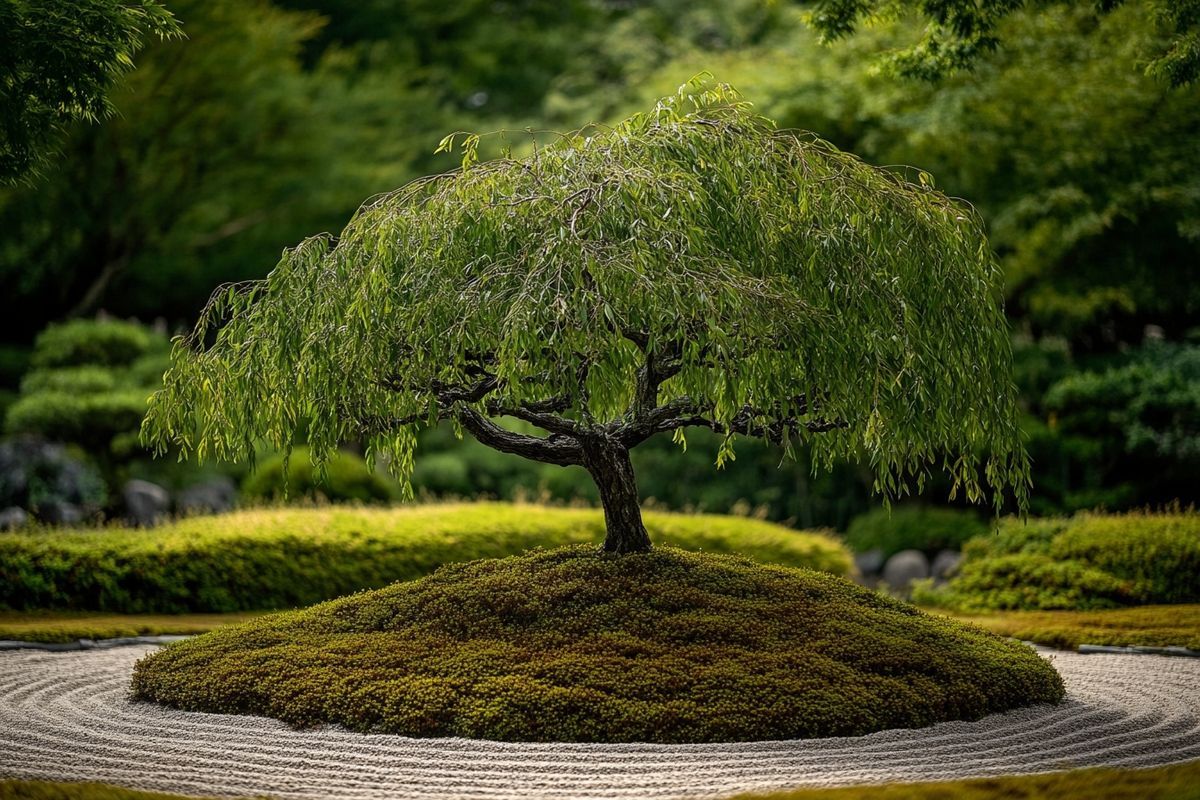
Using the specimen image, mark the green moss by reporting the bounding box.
[132,546,1063,743]
[0,502,852,613]
[914,510,1200,611]
[733,760,1200,800]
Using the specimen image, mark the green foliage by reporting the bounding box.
[0,780,267,800]
[0,0,449,333]
[0,503,853,612]
[914,511,1200,610]
[145,83,1030,517]
[0,0,181,182]
[6,391,152,454]
[935,604,1200,651]
[131,545,1062,742]
[914,553,1135,611]
[731,760,1200,800]
[844,506,987,558]
[5,320,168,465]
[0,609,265,644]
[242,446,401,504]
[28,319,159,369]
[805,0,1200,87]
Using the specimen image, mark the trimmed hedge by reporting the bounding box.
[843,506,986,558]
[241,446,401,504]
[0,502,852,613]
[131,546,1063,743]
[914,510,1200,611]
[936,604,1200,651]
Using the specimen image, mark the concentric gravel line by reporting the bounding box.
[1,646,1198,800]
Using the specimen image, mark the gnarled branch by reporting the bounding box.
[458,408,583,466]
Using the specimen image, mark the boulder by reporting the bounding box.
[882,549,930,593]
[36,499,83,526]
[0,506,28,531]
[123,479,171,527]
[177,476,237,515]
[853,547,886,577]
[931,549,963,581]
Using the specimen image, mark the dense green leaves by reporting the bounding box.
[145,83,1030,513]
[0,0,180,182]
[914,510,1200,610]
[805,0,1200,86]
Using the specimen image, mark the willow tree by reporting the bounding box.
[144,82,1029,554]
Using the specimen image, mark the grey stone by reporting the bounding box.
[882,549,930,592]
[123,479,171,527]
[853,547,886,576]
[177,476,237,515]
[37,498,83,526]
[931,549,963,580]
[0,435,105,518]
[0,506,28,531]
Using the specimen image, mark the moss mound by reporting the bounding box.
[132,546,1064,743]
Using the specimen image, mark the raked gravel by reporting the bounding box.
[1,645,1198,799]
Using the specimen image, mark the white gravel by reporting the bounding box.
[1,645,1198,799]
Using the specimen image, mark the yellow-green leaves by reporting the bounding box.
[145,81,1029,512]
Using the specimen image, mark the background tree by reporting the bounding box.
[0,0,180,182]
[804,0,1200,86]
[144,84,1030,552]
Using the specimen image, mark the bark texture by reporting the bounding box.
[581,437,651,554]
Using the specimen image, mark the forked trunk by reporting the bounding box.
[581,437,651,554]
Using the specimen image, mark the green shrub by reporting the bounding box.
[241,446,401,504]
[915,510,1200,610]
[843,506,987,557]
[0,502,853,612]
[131,546,1062,743]
[5,320,171,475]
[19,366,119,394]
[912,554,1134,611]
[5,390,151,452]
[29,319,159,369]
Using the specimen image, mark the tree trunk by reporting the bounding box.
[581,437,651,554]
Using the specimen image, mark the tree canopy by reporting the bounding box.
[144,83,1030,549]
[806,0,1200,86]
[0,0,180,183]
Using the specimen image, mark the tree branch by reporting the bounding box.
[616,395,845,447]
[457,408,583,466]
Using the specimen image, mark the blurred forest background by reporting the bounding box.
[1,0,1197,531]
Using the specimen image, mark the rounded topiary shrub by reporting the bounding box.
[914,511,1200,611]
[132,546,1063,743]
[242,446,400,504]
[844,506,987,558]
[29,319,158,369]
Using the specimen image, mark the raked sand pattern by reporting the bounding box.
[1,645,1199,799]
